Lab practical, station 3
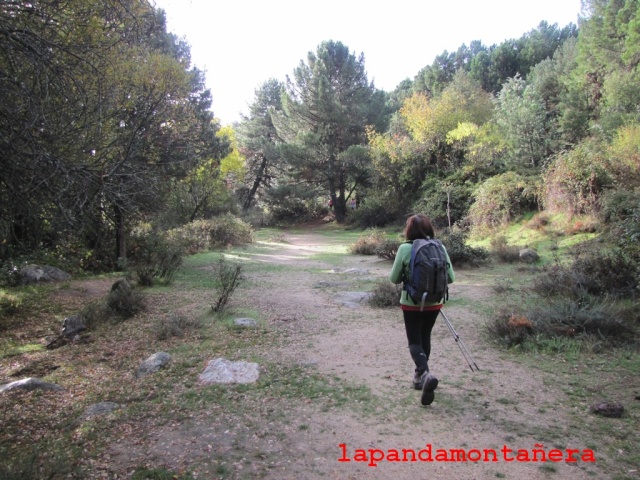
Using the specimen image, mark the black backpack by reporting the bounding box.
[404,238,450,310]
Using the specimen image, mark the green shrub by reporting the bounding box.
[205,214,254,248]
[349,229,386,255]
[486,299,638,348]
[533,250,639,300]
[525,296,637,344]
[490,235,521,263]
[128,229,183,287]
[168,215,254,253]
[266,196,315,225]
[348,197,400,228]
[600,188,640,256]
[468,172,538,228]
[543,138,611,215]
[79,300,110,329]
[0,290,21,316]
[412,176,474,228]
[368,281,402,308]
[439,227,489,267]
[0,260,22,287]
[106,279,144,319]
[211,259,243,312]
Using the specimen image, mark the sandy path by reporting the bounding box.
[232,231,604,480]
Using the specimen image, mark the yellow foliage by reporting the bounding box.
[217,126,246,181]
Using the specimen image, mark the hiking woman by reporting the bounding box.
[389,214,455,406]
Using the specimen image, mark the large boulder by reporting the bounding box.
[0,377,64,394]
[61,314,87,336]
[18,265,71,285]
[199,358,259,385]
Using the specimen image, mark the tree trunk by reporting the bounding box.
[243,154,268,212]
[114,205,126,263]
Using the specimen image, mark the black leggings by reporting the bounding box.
[403,309,439,374]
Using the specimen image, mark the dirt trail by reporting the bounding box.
[220,231,602,480]
[104,230,607,479]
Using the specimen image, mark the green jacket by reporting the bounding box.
[389,240,455,307]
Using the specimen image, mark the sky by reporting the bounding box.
[152,0,583,126]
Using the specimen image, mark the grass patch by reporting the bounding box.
[0,342,45,359]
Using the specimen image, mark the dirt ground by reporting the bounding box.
[3,230,624,479]
[108,231,611,480]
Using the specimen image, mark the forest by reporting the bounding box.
[1,0,639,277]
[0,0,637,301]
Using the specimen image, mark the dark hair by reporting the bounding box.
[404,214,435,240]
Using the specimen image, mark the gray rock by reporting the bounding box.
[519,248,540,263]
[234,318,259,328]
[590,401,624,418]
[84,402,120,417]
[18,265,71,285]
[333,268,370,275]
[0,377,64,394]
[61,314,86,336]
[314,280,350,288]
[199,358,259,384]
[136,352,171,378]
[335,292,372,308]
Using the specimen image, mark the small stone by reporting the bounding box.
[590,401,624,418]
[136,352,171,378]
[234,318,259,328]
[84,402,120,417]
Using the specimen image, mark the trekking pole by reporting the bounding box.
[440,310,480,372]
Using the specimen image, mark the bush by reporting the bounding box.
[525,296,637,344]
[168,215,254,253]
[439,227,489,267]
[412,176,474,228]
[527,212,550,230]
[533,250,640,300]
[349,229,386,255]
[490,235,521,263]
[211,259,243,312]
[486,299,638,348]
[128,227,183,286]
[486,311,534,347]
[468,172,538,228]
[106,279,144,319]
[543,138,611,215]
[348,197,400,228]
[205,214,254,248]
[600,188,640,256]
[376,238,402,260]
[0,290,21,316]
[368,281,402,308]
[154,312,201,340]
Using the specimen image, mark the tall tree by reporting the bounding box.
[495,75,549,169]
[273,40,386,222]
[236,79,284,212]
[0,0,226,262]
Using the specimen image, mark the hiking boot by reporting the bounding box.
[421,373,438,406]
[412,370,426,390]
